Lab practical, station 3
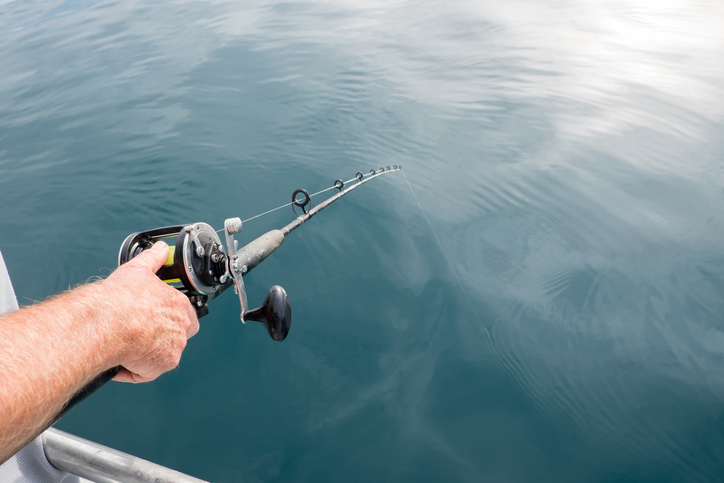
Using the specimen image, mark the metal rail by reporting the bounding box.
[43,428,209,483]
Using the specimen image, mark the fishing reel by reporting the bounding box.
[118,218,291,342]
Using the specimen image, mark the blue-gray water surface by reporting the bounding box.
[1,1,724,481]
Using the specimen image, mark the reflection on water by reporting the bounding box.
[1,0,723,481]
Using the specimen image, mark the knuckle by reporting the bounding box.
[170,349,183,368]
[187,319,200,337]
[166,337,186,368]
[174,290,190,304]
[177,336,187,352]
[161,352,177,372]
[166,357,179,371]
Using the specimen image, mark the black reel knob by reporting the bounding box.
[244,285,292,342]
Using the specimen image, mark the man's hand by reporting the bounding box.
[0,241,200,463]
[102,241,199,383]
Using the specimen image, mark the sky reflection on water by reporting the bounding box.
[1,0,723,481]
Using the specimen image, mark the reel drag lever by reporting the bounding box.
[224,218,292,342]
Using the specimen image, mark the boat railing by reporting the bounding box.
[43,428,209,483]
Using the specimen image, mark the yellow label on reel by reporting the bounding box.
[163,246,182,284]
[164,246,175,266]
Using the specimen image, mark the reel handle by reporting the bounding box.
[243,285,292,342]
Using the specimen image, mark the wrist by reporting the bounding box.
[58,280,131,374]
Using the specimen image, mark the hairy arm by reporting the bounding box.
[0,242,199,464]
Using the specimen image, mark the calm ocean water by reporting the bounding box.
[1,0,724,481]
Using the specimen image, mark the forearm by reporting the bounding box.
[0,281,124,464]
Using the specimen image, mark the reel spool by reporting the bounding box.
[118,221,291,341]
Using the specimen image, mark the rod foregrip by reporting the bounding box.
[234,229,285,275]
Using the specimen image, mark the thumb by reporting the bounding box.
[128,241,170,273]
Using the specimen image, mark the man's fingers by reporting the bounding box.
[108,240,200,383]
[183,296,200,338]
[187,315,200,338]
[127,241,170,273]
[113,368,147,384]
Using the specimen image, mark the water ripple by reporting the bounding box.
[1,0,724,480]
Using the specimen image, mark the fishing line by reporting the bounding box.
[401,170,479,318]
[219,168,477,321]
[218,176,361,228]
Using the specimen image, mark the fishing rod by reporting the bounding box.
[53,165,402,423]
